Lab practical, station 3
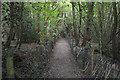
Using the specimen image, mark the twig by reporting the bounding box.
[82,62,89,72]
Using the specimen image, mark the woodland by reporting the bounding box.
[1,1,120,78]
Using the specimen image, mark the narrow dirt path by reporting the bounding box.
[46,38,82,78]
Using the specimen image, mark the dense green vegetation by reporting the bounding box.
[1,2,120,78]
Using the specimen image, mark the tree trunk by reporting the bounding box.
[98,2,103,54]
[5,3,15,48]
[82,2,94,76]
[116,3,120,61]
[78,2,83,39]
[82,2,94,46]
[18,2,24,49]
[71,2,79,46]
[111,2,118,60]
[4,3,15,78]
[38,12,40,33]
[0,1,2,79]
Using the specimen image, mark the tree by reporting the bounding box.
[82,2,94,47]
[0,1,2,79]
[111,2,118,60]
[16,2,24,49]
[5,3,15,48]
[71,2,79,46]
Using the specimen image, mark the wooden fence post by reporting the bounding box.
[6,56,14,78]
[91,47,94,73]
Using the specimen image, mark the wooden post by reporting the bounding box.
[91,47,94,73]
[6,56,14,78]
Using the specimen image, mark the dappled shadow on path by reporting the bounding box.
[46,38,82,78]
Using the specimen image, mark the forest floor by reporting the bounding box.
[45,38,83,78]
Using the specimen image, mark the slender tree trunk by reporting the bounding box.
[38,12,40,33]
[0,1,2,79]
[5,3,15,48]
[98,2,103,54]
[18,2,24,49]
[82,2,94,46]
[78,2,83,39]
[86,2,94,41]
[111,2,118,60]
[82,2,94,76]
[115,3,120,60]
[71,2,79,46]
[5,3,15,78]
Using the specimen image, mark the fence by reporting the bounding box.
[70,38,120,78]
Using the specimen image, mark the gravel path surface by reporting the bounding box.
[47,38,82,78]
